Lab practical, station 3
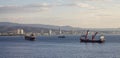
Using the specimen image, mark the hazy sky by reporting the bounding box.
[0,0,120,28]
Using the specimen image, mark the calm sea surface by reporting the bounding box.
[0,35,120,58]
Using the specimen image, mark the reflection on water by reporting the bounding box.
[0,35,120,58]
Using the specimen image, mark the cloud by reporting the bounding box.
[96,14,112,17]
[0,2,96,14]
[61,3,95,9]
[52,2,96,9]
[69,0,113,3]
[88,0,113,1]
[27,3,52,7]
[0,2,52,13]
[74,3,95,9]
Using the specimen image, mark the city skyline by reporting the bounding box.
[0,0,120,28]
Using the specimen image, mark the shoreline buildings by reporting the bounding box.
[17,29,24,35]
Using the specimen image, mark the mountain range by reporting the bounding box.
[0,22,82,32]
[0,22,120,33]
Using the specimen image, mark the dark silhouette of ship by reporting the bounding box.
[58,35,65,38]
[80,30,105,43]
[25,33,36,41]
[58,27,65,38]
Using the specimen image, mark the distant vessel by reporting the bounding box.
[80,30,105,43]
[58,35,65,38]
[25,33,36,41]
[58,27,65,38]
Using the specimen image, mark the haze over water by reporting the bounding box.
[0,35,120,58]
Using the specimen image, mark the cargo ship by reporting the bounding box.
[80,30,105,43]
[25,33,36,41]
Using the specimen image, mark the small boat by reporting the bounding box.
[80,30,105,43]
[58,27,65,38]
[25,34,36,41]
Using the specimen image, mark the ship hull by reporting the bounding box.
[58,35,65,38]
[80,39,104,43]
[25,36,36,41]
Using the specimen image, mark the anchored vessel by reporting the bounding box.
[58,27,65,38]
[80,30,105,43]
[25,34,36,41]
[58,35,65,38]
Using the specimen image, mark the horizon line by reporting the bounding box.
[0,22,120,29]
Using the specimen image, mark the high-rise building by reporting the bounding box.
[17,29,24,35]
[20,29,24,34]
[49,29,52,35]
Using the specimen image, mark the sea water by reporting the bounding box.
[0,35,120,58]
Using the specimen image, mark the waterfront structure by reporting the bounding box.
[17,29,24,35]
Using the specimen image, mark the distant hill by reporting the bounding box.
[0,22,20,26]
[0,22,81,32]
[0,22,120,33]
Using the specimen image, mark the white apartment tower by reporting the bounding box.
[17,29,24,35]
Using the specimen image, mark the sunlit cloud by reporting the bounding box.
[70,0,113,2]
[0,4,50,13]
[53,2,96,9]
[75,3,95,9]
[88,0,113,2]
[0,2,96,14]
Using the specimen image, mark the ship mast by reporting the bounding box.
[85,30,89,40]
[92,32,98,40]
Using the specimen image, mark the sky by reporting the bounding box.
[0,0,120,28]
